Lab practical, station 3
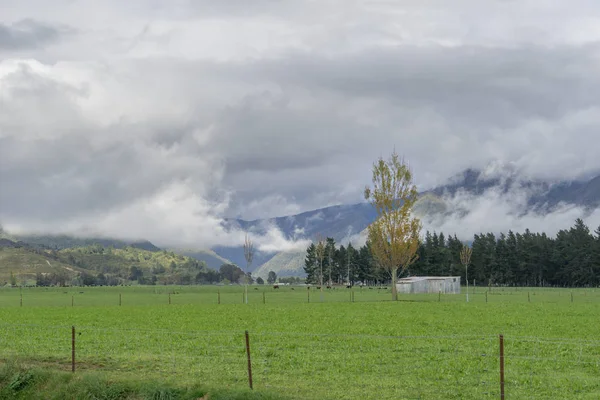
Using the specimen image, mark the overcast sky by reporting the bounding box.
[1,0,600,249]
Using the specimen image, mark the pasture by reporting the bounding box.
[0,285,599,399]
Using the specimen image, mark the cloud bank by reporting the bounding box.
[1,0,600,250]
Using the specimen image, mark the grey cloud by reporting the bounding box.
[239,44,600,128]
[183,0,299,18]
[200,43,600,196]
[2,0,600,248]
[0,65,217,224]
[0,19,65,50]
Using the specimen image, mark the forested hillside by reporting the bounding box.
[304,219,600,287]
[0,241,205,286]
[0,238,261,287]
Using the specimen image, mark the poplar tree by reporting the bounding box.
[364,151,422,301]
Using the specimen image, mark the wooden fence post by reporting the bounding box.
[499,334,505,399]
[245,330,253,390]
[72,326,76,373]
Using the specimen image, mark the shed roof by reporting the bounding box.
[398,276,460,283]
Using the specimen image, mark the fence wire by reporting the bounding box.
[0,324,598,399]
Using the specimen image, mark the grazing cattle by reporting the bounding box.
[326,285,332,289]
[316,286,321,290]
[273,285,279,289]
[291,288,295,290]
[346,285,352,289]
[254,287,259,290]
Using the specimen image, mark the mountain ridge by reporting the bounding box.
[221,169,600,278]
[2,168,599,280]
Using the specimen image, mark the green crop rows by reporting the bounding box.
[0,285,599,399]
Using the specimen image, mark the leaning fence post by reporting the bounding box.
[499,334,505,399]
[72,326,76,373]
[119,293,122,306]
[245,330,253,390]
[262,291,265,304]
[218,290,221,305]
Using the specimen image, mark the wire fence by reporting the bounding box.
[0,323,598,399]
[1,285,600,308]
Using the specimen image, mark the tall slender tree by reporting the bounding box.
[460,244,472,302]
[364,151,422,301]
[243,233,254,304]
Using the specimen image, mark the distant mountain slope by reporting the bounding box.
[432,168,600,211]
[213,203,379,270]
[529,175,600,210]
[218,170,600,278]
[225,202,378,242]
[2,168,599,281]
[169,248,233,269]
[252,251,307,279]
[1,233,160,252]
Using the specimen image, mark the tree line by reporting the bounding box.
[32,262,281,287]
[304,218,600,288]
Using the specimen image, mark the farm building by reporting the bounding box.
[396,276,461,294]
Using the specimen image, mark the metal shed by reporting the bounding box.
[396,276,461,294]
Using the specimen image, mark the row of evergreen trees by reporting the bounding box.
[304,219,600,287]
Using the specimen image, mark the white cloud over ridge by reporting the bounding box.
[423,186,600,241]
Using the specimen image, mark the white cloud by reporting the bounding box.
[425,186,600,240]
[1,0,600,249]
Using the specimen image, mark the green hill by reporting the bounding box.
[0,246,87,286]
[0,230,160,252]
[0,239,211,286]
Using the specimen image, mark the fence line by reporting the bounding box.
[2,285,600,308]
[0,323,598,399]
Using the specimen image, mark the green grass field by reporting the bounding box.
[0,285,599,399]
